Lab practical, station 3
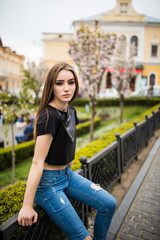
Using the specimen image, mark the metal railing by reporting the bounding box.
[1,108,160,240]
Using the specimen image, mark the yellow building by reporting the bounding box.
[42,0,160,91]
[0,38,25,92]
[42,33,73,69]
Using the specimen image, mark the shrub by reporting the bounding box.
[71,97,160,107]
[76,117,100,137]
[0,181,26,225]
[0,140,35,171]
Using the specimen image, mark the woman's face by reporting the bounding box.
[53,70,76,104]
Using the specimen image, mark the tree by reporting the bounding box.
[111,35,136,123]
[22,61,48,105]
[0,89,34,183]
[69,21,115,141]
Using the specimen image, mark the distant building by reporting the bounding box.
[42,0,160,92]
[0,38,25,92]
[42,33,73,68]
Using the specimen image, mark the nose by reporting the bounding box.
[64,83,69,91]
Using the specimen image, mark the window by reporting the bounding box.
[130,36,138,56]
[120,3,128,13]
[149,74,155,86]
[151,45,158,57]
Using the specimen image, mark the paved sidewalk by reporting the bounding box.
[108,137,160,240]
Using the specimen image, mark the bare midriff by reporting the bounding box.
[43,162,69,170]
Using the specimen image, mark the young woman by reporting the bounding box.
[18,62,117,240]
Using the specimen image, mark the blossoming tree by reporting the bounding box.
[0,89,34,182]
[22,61,48,105]
[111,35,136,123]
[69,21,115,141]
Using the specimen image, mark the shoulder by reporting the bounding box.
[38,106,59,124]
[68,105,79,124]
[68,105,76,113]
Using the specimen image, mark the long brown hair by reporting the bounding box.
[34,62,79,138]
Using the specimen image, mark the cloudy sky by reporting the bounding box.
[0,0,160,63]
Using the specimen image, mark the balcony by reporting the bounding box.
[0,71,9,80]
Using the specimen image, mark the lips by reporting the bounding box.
[63,94,71,97]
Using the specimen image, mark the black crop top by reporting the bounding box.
[36,105,78,166]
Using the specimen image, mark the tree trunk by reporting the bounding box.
[120,94,124,124]
[11,121,15,183]
[35,93,39,106]
[90,99,96,142]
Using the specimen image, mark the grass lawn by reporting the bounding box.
[76,105,150,149]
[0,105,151,189]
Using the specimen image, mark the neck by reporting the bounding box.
[49,100,68,112]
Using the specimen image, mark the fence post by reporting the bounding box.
[152,111,155,132]
[145,114,149,146]
[133,121,138,160]
[115,133,123,174]
[79,156,88,228]
[79,156,88,178]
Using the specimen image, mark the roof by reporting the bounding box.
[73,12,160,25]
[145,15,160,23]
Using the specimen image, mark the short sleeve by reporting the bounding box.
[69,105,79,125]
[36,108,59,137]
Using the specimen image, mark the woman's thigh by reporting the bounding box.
[35,186,89,240]
[66,169,116,212]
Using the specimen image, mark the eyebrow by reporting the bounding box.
[56,78,75,81]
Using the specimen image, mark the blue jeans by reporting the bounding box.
[35,166,117,240]
[15,135,25,143]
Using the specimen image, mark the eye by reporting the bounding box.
[69,81,75,85]
[55,82,63,85]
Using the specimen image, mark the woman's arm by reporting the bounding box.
[18,134,53,226]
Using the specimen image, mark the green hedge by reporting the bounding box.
[0,141,34,171]
[72,97,160,107]
[0,104,159,225]
[0,181,26,224]
[0,117,100,171]
[76,117,100,137]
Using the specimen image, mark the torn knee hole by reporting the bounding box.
[91,183,102,191]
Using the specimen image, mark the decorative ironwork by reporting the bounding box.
[148,115,154,138]
[137,121,147,152]
[90,147,119,189]
[154,110,160,129]
[10,207,67,240]
[121,129,136,171]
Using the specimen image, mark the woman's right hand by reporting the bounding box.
[18,206,38,226]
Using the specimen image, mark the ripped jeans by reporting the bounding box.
[34,165,117,240]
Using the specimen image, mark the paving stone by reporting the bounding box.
[145,217,160,227]
[121,225,129,234]
[118,234,131,240]
[141,231,156,240]
[146,226,160,235]
[133,217,143,223]
[154,236,160,240]
[128,228,141,237]
[124,220,135,228]
[135,223,146,232]
[130,237,141,240]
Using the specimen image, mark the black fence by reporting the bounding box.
[1,108,160,240]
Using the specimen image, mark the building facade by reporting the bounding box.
[0,38,25,92]
[42,0,160,92]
